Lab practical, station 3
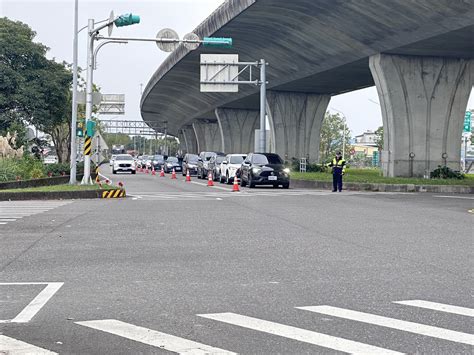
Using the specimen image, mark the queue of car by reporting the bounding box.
[110,151,291,188]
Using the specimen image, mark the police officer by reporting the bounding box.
[327,151,346,192]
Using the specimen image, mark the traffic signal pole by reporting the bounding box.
[82,18,95,185]
[69,0,79,184]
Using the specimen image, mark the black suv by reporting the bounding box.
[240,153,290,188]
[182,153,199,176]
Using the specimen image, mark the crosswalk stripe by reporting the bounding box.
[394,300,474,317]
[0,335,57,354]
[198,312,402,354]
[297,306,474,345]
[0,201,71,226]
[76,319,237,354]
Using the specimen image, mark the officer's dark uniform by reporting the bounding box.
[327,154,346,192]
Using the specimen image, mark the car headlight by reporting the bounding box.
[252,167,261,174]
[283,168,290,174]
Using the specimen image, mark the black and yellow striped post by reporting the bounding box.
[84,136,92,156]
[102,189,126,199]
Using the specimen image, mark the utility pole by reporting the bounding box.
[69,0,79,184]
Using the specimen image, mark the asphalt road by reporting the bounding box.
[1,167,473,354]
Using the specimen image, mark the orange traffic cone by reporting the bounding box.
[171,168,177,179]
[160,166,165,177]
[185,169,191,182]
[232,175,240,192]
[152,166,156,176]
[207,172,214,186]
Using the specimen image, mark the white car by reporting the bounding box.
[112,154,136,174]
[220,154,246,184]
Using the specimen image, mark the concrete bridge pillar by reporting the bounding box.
[180,125,198,154]
[370,54,473,177]
[215,108,259,154]
[192,121,222,153]
[266,91,330,163]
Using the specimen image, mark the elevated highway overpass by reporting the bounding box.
[141,0,474,177]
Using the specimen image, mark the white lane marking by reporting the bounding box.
[190,181,232,191]
[297,306,474,345]
[434,195,474,200]
[0,222,6,225]
[76,319,236,354]
[394,300,474,317]
[0,335,57,354]
[0,282,64,323]
[198,313,402,354]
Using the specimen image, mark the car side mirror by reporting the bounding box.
[198,158,202,162]
[223,161,228,164]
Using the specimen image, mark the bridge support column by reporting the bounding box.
[215,108,259,154]
[266,91,330,163]
[370,54,473,177]
[193,121,222,153]
[180,125,198,154]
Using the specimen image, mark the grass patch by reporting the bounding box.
[291,168,474,186]
[0,183,113,193]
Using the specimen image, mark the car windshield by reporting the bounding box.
[229,155,245,164]
[153,155,164,161]
[204,152,216,160]
[167,157,178,163]
[115,155,133,161]
[188,155,199,163]
[253,154,283,165]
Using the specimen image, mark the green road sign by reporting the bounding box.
[115,14,140,27]
[463,111,472,133]
[86,120,96,137]
[372,151,379,166]
[203,37,233,48]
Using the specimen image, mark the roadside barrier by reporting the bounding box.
[101,189,126,198]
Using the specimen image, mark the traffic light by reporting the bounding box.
[463,111,472,133]
[77,120,84,137]
[114,13,140,27]
[202,37,233,48]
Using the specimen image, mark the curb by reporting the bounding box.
[291,179,474,194]
[0,188,126,201]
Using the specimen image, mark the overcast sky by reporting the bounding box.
[1,0,472,137]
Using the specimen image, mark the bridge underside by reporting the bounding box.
[141,0,474,177]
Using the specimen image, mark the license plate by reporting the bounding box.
[268,176,277,181]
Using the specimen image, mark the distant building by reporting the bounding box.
[355,131,377,145]
[351,130,378,158]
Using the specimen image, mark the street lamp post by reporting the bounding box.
[69,0,79,184]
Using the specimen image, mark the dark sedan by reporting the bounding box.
[240,153,290,188]
[164,156,182,173]
[150,155,166,171]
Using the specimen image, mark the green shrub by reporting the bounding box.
[44,162,70,177]
[430,165,464,179]
[29,167,45,179]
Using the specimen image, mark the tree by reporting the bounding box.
[319,112,352,162]
[0,18,73,162]
[374,126,383,151]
